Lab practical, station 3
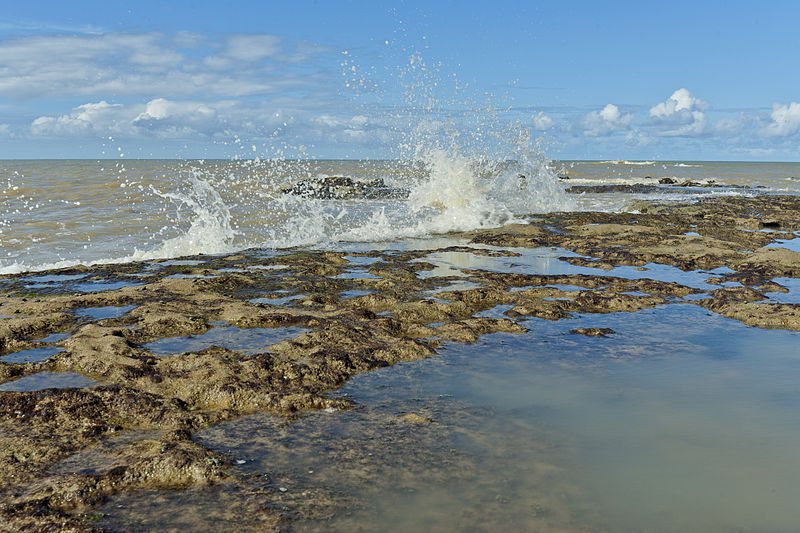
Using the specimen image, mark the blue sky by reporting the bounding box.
[1,1,799,160]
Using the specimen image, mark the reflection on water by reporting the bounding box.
[0,346,64,363]
[414,246,729,290]
[143,326,309,356]
[0,371,97,391]
[75,305,137,321]
[100,303,800,532]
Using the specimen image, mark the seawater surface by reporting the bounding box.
[3,159,798,274]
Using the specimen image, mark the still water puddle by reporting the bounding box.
[343,255,381,266]
[332,269,381,279]
[37,332,70,343]
[764,277,800,304]
[339,289,373,299]
[426,279,482,295]
[1,346,65,363]
[415,247,724,290]
[0,371,96,391]
[99,303,800,532]
[157,259,205,266]
[74,280,142,293]
[75,305,137,321]
[765,237,800,253]
[23,273,87,284]
[247,264,289,271]
[143,326,309,356]
[249,293,305,306]
[473,304,515,319]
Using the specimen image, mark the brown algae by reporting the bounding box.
[1,194,800,530]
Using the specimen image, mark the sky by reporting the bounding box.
[1,0,799,161]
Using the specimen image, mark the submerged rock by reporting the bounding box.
[570,327,615,337]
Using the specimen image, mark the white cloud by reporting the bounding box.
[0,32,331,99]
[532,112,555,131]
[713,117,743,135]
[309,112,394,146]
[134,98,215,123]
[761,102,800,137]
[132,99,228,139]
[625,129,653,146]
[581,104,633,136]
[648,88,708,136]
[28,98,392,148]
[650,88,708,119]
[312,114,369,130]
[221,34,282,62]
[31,101,127,136]
[31,99,227,139]
[0,124,10,137]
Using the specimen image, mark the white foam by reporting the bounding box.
[142,174,237,258]
[601,160,656,166]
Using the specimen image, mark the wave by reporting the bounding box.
[261,144,574,248]
[601,160,656,166]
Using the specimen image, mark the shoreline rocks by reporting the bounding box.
[2,194,800,530]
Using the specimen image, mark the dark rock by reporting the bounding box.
[281,176,409,200]
[565,184,662,194]
[570,327,615,337]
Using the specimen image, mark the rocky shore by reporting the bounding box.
[1,191,799,531]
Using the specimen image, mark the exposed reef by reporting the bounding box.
[1,193,799,530]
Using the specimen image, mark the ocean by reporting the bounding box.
[2,158,799,274]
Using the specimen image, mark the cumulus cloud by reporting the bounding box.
[761,102,800,137]
[531,112,555,131]
[132,98,220,134]
[581,104,633,136]
[709,113,755,138]
[648,88,708,136]
[650,88,707,118]
[28,97,395,149]
[31,101,127,136]
[0,124,11,137]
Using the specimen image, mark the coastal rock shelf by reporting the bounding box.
[1,194,800,531]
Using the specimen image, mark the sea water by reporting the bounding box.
[2,158,799,274]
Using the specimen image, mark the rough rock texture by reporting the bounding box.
[1,194,799,530]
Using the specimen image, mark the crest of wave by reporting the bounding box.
[133,174,238,260]
[263,132,574,247]
[404,130,574,235]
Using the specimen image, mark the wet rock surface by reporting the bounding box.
[1,194,799,530]
[281,176,409,200]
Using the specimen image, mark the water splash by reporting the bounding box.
[139,173,238,259]
[0,45,574,273]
